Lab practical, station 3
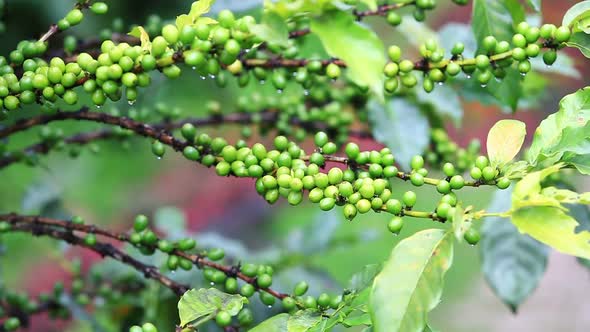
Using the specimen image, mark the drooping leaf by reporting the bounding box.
[128,26,151,51]
[367,99,430,170]
[249,11,290,48]
[566,32,590,58]
[527,87,590,170]
[250,311,321,332]
[563,1,590,32]
[370,229,454,332]
[178,288,247,327]
[311,11,386,98]
[481,188,548,312]
[487,120,526,169]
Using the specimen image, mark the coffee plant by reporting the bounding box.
[0,0,589,331]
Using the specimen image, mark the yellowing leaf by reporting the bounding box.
[512,164,563,202]
[512,206,590,260]
[176,0,217,31]
[128,26,151,51]
[487,119,526,168]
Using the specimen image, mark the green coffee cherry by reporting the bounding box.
[464,227,481,245]
[388,217,403,234]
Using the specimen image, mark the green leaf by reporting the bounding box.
[249,12,290,48]
[264,0,336,19]
[566,32,590,58]
[526,0,541,12]
[512,164,562,202]
[452,204,469,241]
[360,0,377,11]
[397,16,440,49]
[176,0,217,31]
[416,84,463,127]
[487,69,524,112]
[563,1,590,32]
[527,87,590,170]
[481,188,548,312]
[128,26,151,51]
[531,52,581,79]
[311,11,386,98]
[349,264,382,291]
[178,288,247,328]
[370,229,454,332]
[472,0,517,52]
[154,206,186,238]
[487,120,526,169]
[367,99,430,169]
[511,206,590,260]
[250,311,321,332]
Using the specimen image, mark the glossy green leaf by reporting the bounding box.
[397,17,440,48]
[250,12,290,48]
[563,1,590,32]
[481,188,548,312]
[487,120,526,168]
[527,87,590,170]
[488,67,524,112]
[367,99,430,169]
[566,32,590,58]
[265,0,335,19]
[178,288,247,328]
[250,311,321,332]
[311,11,386,98]
[370,229,454,332]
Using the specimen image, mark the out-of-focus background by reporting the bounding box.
[0,1,588,331]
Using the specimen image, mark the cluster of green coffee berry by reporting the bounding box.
[425,128,482,173]
[0,259,136,331]
[155,129,509,234]
[382,22,572,94]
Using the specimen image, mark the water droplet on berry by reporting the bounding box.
[303,90,309,96]
[96,105,101,109]
[127,100,135,106]
[276,89,283,94]
[437,82,443,86]
[267,305,272,309]
[191,66,196,70]
[480,84,487,88]
[259,80,265,85]
[466,75,471,79]
[156,156,162,160]
[210,282,215,286]
[208,74,216,79]
[520,72,526,77]
[200,76,206,80]
[546,65,552,69]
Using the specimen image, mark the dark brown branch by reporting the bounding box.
[3,214,190,296]
[0,214,290,300]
